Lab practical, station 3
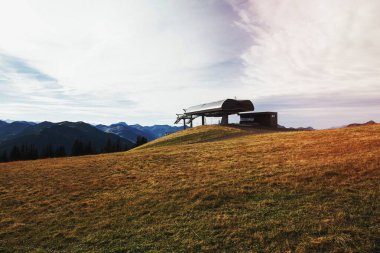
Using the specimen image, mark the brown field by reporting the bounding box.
[0,124,379,252]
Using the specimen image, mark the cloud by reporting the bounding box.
[0,53,137,123]
[0,0,379,128]
[225,0,380,127]
[229,0,380,95]
[0,54,56,82]
[0,0,249,125]
[0,53,62,102]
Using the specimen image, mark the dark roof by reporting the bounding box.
[184,99,254,117]
[238,111,277,115]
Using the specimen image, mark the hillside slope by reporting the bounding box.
[0,121,134,157]
[0,121,35,141]
[0,124,379,252]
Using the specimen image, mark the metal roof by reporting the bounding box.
[184,99,254,117]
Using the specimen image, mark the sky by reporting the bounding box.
[0,0,379,128]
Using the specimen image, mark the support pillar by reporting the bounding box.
[221,115,229,125]
[202,115,205,125]
[190,116,193,128]
[183,119,186,130]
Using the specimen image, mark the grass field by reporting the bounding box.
[1,124,379,252]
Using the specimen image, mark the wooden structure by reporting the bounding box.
[175,99,254,128]
[239,112,278,128]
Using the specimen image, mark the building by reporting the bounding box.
[175,98,278,129]
[239,112,278,128]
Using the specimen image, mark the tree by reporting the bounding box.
[55,145,66,157]
[0,151,8,163]
[42,143,54,158]
[115,138,121,152]
[28,145,39,160]
[20,144,27,160]
[10,145,21,161]
[104,138,113,153]
[71,140,84,156]
[84,141,94,155]
[135,135,148,147]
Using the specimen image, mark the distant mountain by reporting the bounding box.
[2,119,18,123]
[0,121,36,141]
[96,123,182,142]
[130,124,182,139]
[0,121,133,157]
[296,126,314,131]
[0,119,182,146]
[328,120,377,129]
[96,122,156,143]
[347,120,376,128]
[277,124,314,131]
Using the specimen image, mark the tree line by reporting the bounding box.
[0,136,147,163]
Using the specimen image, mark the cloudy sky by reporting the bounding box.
[0,0,379,128]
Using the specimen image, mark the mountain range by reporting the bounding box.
[0,121,36,142]
[95,122,182,143]
[0,121,134,157]
[0,120,182,160]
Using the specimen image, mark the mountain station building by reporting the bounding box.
[175,99,278,129]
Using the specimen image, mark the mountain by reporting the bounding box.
[0,121,134,157]
[277,124,314,131]
[96,122,182,143]
[347,120,376,127]
[130,124,183,138]
[296,126,314,131]
[0,119,182,152]
[0,121,36,141]
[96,122,156,143]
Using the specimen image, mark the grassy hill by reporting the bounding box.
[0,124,379,252]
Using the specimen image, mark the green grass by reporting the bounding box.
[0,124,379,252]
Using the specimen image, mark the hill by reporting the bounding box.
[0,121,133,158]
[0,120,35,141]
[347,120,376,127]
[0,124,379,252]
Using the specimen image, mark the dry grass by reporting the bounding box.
[0,124,379,252]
